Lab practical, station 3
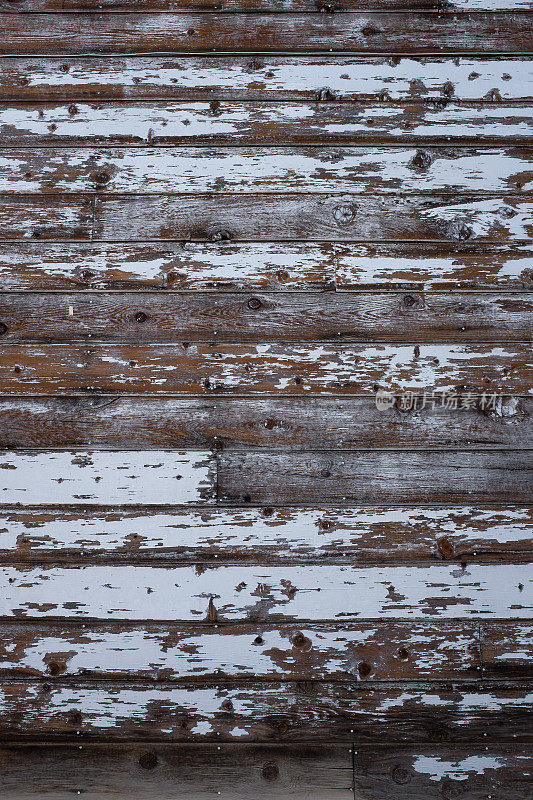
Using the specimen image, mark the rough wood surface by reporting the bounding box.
[0,450,215,505]
[2,292,532,343]
[352,746,533,800]
[0,242,531,291]
[3,0,531,10]
[1,342,530,395]
[1,744,531,800]
[0,681,530,742]
[481,622,532,678]
[1,13,531,55]
[0,506,530,563]
[218,449,533,504]
[2,102,532,145]
[0,621,481,681]
[1,397,531,450]
[2,147,531,194]
[0,561,530,619]
[1,56,529,102]
[93,195,533,242]
[0,743,354,800]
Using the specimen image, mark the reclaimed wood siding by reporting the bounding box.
[0,2,531,799]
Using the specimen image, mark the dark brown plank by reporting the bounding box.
[0,681,529,742]
[1,102,531,145]
[3,147,531,194]
[1,13,531,55]
[0,621,480,681]
[1,396,531,451]
[1,56,529,102]
[352,746,533,800]
[218,450,533,504]
[481,622,533,679]
[2,292,531,343]
[0,743,353,800]
[94,195,533,242]
[0,242,531,291]
[1,505,530,564]
[1,342,530,395]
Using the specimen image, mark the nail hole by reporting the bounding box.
[358,661,372,678]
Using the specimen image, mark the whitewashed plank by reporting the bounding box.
[0,563,530,620]
[1,147,531,194]
[0,102,531,145]
[0,506,530,562]
[1,56,530,102]
[0,451,215,505]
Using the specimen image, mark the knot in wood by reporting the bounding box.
[333,203,356,226]
[357,661,372,678]
[411,150,433,170]
[0,322,8,336]
[133,311,149,323]
[362,24,381,37]
[247,297,262,310]
[139,752,158,770]
[391,765,412,785]
[262,762,279,781]
[209,229,231,242]
[92,170,111,185]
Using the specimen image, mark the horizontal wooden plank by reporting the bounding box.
[3,0,531,10]
[1,343,530,395]
[1,397,531,451]
[94,195,533,241]
[1,56,529,102]
[0,743,353,800]
[1,562,531,620]
[2,102,532,145]
[481,622,533,678]
[0,242,531,291]
[0,450,215,505]
[1,13,531,55]
[0,195,92,240]
[353,746,533,800]
[0,621,481,681]
[3,147,531,195]
[335,242,533,290]
[2,292,532,344]
[0,681,530,741]
[219,450,533,504]
[1,506,531,564]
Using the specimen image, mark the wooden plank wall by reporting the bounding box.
[0,1,532,798]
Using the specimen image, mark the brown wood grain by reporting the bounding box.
[481,622,532,679]
[352,746,533,800]
[0,744,530,800]
[0,343,532,396]
[1,505,529,564]
[218,450,533,504]
[93,195,533,242]
[0,743,353,800]
[1,342,530,395]
[1,56,529,102]
[2,292,531,343]
[3,0,531,10]
[0,242,530,291]
[0,681,530,742]
[2,102,531,145]
[0,620,481,681]
[1,396,531,451]
[1,13,531,55]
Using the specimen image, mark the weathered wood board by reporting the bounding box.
[0,0,531,794]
